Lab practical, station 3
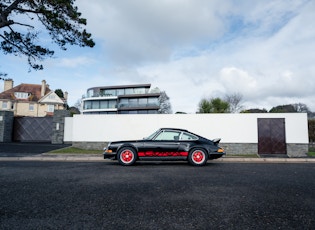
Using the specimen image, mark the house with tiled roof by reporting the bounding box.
[0,79,67,117]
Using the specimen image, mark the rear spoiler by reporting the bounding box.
[212,138,221,145]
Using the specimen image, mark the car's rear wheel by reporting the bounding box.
[188,149,208,166]
[118,147,137,166]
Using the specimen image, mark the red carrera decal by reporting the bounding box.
[138,151,188,157]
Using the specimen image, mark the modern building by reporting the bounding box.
[82,84,161,114]
[0,79,67,117]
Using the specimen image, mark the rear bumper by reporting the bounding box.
[209,152,226,160]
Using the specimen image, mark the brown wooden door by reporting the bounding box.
[258,118,286,155]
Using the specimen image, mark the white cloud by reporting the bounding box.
[57,57,93,68]
[77,0,231,65]
[2,0,315,113]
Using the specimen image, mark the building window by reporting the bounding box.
[15,92,29,99]
[148,97,159,106]
[118,97,159,108]
[48,105,54,112]
[48,95,55,99]
[125,88,134,95]
[104,89,116,96]
[134,87,146,94]
[84,101,92,109]
[2,101,8,109]
[108,100,116,108]
[129,98,137,106]
[92,101,99,109]
[83,100,117,110]
[100,100,108,109]
[29,104,34,111]
[87,89,95,98]
[148,110,158,114]
[116,89,124,96]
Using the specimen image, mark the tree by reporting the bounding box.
[269,104,296,113]
[0,0,95,71]
[225,93,244,113]
[73,98,81,109]
[55,89,64,98]
[159,91,172,114]
[198,97,230,113]
[269,103,310,114]
[292,103,310,113]
[309,119,315,145]
[69,106,80,116]
[241,108,267,113]
[198,98,212,113]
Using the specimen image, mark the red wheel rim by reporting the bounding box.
[192,151,204,163]
[121,150,134,163]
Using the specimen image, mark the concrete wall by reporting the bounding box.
[0,111,14,142]
[64,113,309,156]
[52,110,70,144]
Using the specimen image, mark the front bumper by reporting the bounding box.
[103,149,117,159]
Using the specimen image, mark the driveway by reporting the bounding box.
[0,142,71,157]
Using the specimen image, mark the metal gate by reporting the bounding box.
[13,117,53,142]
[258,118,286,155]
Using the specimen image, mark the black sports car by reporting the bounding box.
[103,128,225,166]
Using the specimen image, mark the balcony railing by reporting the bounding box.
[117,103,160,109]
[84,91,160,99]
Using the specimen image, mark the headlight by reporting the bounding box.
[103,147,113,153]
[103,142,111,151]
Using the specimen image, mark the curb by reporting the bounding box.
[0,155,315,163]
[217,158,315,163]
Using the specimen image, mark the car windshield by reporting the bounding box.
[144,130,160,140]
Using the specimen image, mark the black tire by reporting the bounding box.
[117,147,137,166]
[188,149,208,166]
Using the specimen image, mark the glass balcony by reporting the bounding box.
[85,87,153,98]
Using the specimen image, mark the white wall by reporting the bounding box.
[64,117,73,142]
[64,113,309,144]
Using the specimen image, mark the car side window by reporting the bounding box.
[154,131,181,141]
[181,132,198,140]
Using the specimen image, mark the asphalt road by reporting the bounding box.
[0,142,71,157]
[0,161,314,230]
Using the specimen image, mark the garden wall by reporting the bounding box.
[64,113,309,157]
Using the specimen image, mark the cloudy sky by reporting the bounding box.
[1,0,314,113]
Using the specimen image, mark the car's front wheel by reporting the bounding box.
[188,149,208,166]
[118,147,137,166]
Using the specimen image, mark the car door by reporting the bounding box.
[177,131,198,154]
[141,130,181,157]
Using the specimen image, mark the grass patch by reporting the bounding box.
[49,147,102,154]
[307,147,315,157]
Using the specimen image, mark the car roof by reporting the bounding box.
[160,128,189,132]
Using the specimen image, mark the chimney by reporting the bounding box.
[4,79,13,91]
[64,91,68,101]
[41,80,46,97]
